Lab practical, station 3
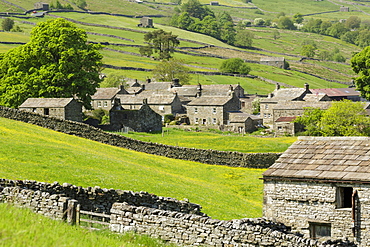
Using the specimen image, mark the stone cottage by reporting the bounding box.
[116,92,183,117]
[110,98,162,132]
[186,93,241,125]
[91,86,127,110]
[225,112,262,133]
[263,136,370,246]
[19,98,82,122]
[260,83,331,128]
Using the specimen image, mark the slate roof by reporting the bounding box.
[262,88,310,102]
[171,84,240,97]
[275,116,296,122]
[117,94,177,105]
[310,88,360,97]
[263,136,370,183]
[91,87,125,100]
[187,96,233,106]
[228,112,261,122]
[273,102,332,110]
[19,98,75,108]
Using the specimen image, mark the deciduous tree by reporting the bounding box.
[351,46,370,100]
[1,18,14,31]
[139,29,180,60]
[152,58,191,84]
[219,58,251,75]
[0,18,103,109]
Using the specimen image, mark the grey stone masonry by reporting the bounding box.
[0,179,204,215]
[109,202,354,247]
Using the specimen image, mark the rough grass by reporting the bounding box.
[0,117,266,220]
[118,128,296,153]
[0,203,177,247]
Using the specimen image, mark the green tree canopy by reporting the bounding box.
[351,46,370,100]
[1,18,14,31]
[301,44,316,58]
[295,101,370,136]
[219,58,251,75]
[0,18,103,109]
[139,29,180,60]
[181,0,214,20]
[234,30,254,47]
[152,58,191,84]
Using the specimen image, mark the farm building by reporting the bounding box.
[260,57,288,69]
[109,98,162,132]
[90,86,127,110]
[34,2,49,10]
[19,98,82,122]
[263,136,370,246]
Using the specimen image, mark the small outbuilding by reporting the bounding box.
[19,98,82,122]
[110,98,162,132]
[34,2,49,10]
[263,136,370,245]
[138,17,154,28]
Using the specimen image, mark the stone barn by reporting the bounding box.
[19,98,82,122]
[138,17,153,28]
[110,98,162,132]
[34,2,49,10]
[260,57,288,69]
[263,136,370,246]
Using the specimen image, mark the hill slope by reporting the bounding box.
[0,117,265,220]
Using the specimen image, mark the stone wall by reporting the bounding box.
[0,179,203,215]
[109,202,344,247]
[0,186,69,220]
[263,180,369,246]
[0,106,280,168]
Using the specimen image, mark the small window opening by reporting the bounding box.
[337,187,353,208]
[44,108,49,115]
[309,222,331,240]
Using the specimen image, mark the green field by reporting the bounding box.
[0,204,177,247]
[118,128,296,153]
[0,117,266,220]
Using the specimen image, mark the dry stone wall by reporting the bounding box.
[0,106,280,168]
[109,202,342,247]
[0,179,203,215]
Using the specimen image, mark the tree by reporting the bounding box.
[139,29,180,60]
[351,46,370,100]
[234,30,254,47]
[272,29,280,40]
[320,100,370,136]
[0,18,103,109]
[101,72,127,88]
[75,0,87,9]
[293,13,304,24]
[295,101,370,136]
[301,44,316,58]
[345,16,361,30]
[219,58,251,75]
[2,18,14,31]
[176,12,194,30]
[152,58,191,84]
[181,0,214,20]
[278,16,295,30]
[254,18,265,26]
[294,107,324,136]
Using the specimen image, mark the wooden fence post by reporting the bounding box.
[67,199,78,225]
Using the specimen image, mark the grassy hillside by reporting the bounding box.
[0,117,265,220]
[0,204,177,247]
[0,0,362,92]
[118,128,296,153]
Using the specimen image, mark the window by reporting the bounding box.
[159,106,165,111]
[195,118,199,124]
[212,118,217,124]
[264,113,267,118]
[241,102,245,108]
[104,101,108,107]
[44,108,49,115]
[97,101,102,107]
[309,222,331,240]
[195,108,198,113]
[32,108,37,113]
[337,187,353,208]
[212,108,216,114]
[265,104,269,109]
[268,113,271,118]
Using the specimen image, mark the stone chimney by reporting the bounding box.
[304,83,309,91]
[146,78,151,83]
[276,83,280,90]
[143,98,148,105]
[172,78,180,87]
[141,84,145,90]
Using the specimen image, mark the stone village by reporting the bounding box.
[1,76,367,246]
